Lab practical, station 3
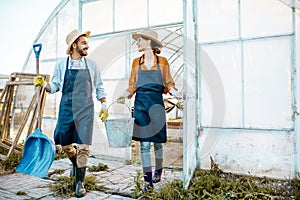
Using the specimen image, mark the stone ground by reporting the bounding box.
[0,152,182,200]
[0,128,183,200]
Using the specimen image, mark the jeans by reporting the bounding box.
[140,141,163,169]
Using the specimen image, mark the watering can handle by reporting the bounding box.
[33,43,42,59]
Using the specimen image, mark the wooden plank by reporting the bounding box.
[2,84,15,140]
[11,72,48,79]
[0,85,11,141]
[5,81,33,86]
[0,142,21,153]
[2,139,23,151]
[2,72,49,157]
[0,84,8,103]
[7,93,37,157]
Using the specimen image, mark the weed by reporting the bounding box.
[47,169,66,177]
[16,191,27,195]
[88,163,108,172]
[131,157,300,199]
[50,175,107,198]
[50,176,75,198]
[0,152,22,171]
[124,159,141,165]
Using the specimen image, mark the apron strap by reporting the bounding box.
[84,58,88,69]
[66,56,69,70]
[138,56,142,70]
[156,55,160,70]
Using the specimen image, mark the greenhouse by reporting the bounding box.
[2,0,300,188]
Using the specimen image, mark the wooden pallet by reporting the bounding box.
[0,72,49,160]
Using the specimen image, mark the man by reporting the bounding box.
[34,29,108,197]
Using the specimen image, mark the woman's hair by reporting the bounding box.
[150,40,161,54]
[142,37,161,54]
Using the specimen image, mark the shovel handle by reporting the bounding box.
[33,43,43,129]
[33,43,42,59]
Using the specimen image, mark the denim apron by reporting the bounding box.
[54,57,94,145]
[132,55,167,143]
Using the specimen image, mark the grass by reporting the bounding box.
[131,157,300,199]
[0,153,22,171]
[88,163,109,172]
[49,162,109,198]
[0,146,22,175]
[47,169,66,177]
[49,175,107,198]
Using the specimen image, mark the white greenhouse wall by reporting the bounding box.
[196,0,299,179]
[199,129,295,179]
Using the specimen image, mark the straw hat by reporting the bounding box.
[66,29,91,54]
[132,29,163,48]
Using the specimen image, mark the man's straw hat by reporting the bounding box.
[132,29,162,48]
[66,29,91,55]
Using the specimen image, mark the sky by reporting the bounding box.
[0,0,61,75]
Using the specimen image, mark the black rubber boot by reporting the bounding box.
[75,167,86,198]
[153,168,163,183]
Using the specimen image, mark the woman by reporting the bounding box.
[118,29,180,189]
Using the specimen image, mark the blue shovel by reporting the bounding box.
[16,43,56,178]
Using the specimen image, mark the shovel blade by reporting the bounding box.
[16,128,55,178]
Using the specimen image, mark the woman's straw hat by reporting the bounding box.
[66,29,91,54]
[132,29,162,48]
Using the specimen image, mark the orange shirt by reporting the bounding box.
[127,55,175,97]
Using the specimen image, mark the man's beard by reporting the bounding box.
[76,48,88,56]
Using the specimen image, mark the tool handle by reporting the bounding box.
[33,43,42,59]
[33,43,43,129]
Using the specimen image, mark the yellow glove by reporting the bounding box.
[34,75,45,87]
[99,102,109,122]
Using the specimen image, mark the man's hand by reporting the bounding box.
[34,75,45,87]
[99,102,109,122]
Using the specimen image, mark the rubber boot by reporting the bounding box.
[69,156,77,177]
[153,157,163,183]
[143,167,153,191]
[153,168,162,183]
[75,167,86,198]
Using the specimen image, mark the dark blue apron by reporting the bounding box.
[132,55,167,143]
[54,57,94,145]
